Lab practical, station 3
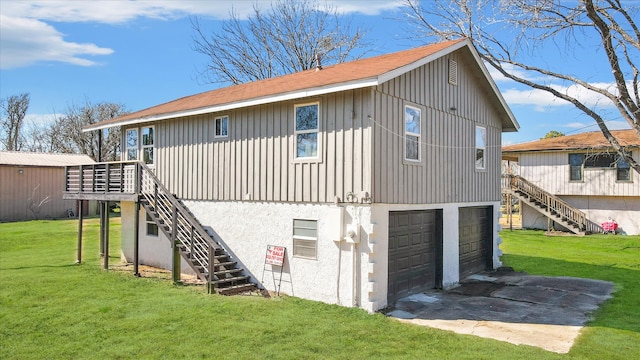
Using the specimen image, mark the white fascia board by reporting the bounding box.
[83,78,380,132]
[463,42,520,132]
[377,40,468,84]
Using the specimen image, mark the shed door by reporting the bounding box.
[388,210,442,305]
[458,206,493,279]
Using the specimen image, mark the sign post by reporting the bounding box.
[262,245,286,295]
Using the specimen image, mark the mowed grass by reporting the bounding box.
[500,230,640,358]
[0,221,637,359]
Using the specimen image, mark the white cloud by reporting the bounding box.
[500,82,619,111]
[0,14,114,69]
[0,0,403,69]
[2,0,400,24]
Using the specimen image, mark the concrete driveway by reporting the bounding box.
[385,268,614,353]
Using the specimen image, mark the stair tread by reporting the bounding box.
[216,283,257,295]
[214,268,243,275]
[211,275,249,284]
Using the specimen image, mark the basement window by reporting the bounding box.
[146,212,158,236]
[292,219,317,260]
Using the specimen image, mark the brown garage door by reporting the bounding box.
[388,210,442,305]
[459,206,493,279]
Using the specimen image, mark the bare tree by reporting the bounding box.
[401,0,640,173]
[49,101,126,161]
[0,93,30,151]
[192,0,368,85]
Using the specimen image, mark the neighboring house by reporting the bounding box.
[502,130,640,235]
[65,38,519,312]
[1,151,95,222]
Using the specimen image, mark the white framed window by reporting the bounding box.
[292,219,317,259]
[476,126,486,170]
[146,212,158,236]
[404,105,421,162]
[141,126,154,165]
[215,115,228,138]
[124,126,155,165]
[126,128,138,161]
[295,102,319,159]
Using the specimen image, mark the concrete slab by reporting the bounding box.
[385,270,614,354]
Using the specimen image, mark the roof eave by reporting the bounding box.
[83,78,380,132]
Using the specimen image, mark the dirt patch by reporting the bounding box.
[111,262,204,285]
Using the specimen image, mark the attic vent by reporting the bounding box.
[448,59,458,86]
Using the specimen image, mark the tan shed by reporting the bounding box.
[0,151,95,222]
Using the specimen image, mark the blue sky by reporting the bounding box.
[0,0,632,145]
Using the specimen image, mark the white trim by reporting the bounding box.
[84,79,378,132]
[84,39,519,133]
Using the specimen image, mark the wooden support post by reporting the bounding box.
[134,201,141,277]
[103,201,110,270]
[99,201,105,256]
[76,200,83,264]
[508,193,513,231]
[171,205,180,283]
[207,243,214,294]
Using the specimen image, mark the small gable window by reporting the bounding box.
[404,105,421,162]
[215,115,228,138]
[295,102,319,159]
[475,126,486,170]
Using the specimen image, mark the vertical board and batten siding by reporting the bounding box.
[0,165,77,221]
[518,149,640,196]
[142,89,372,203]
[372,49,503,204]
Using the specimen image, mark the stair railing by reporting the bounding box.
[505,175,587,232]
[136,162,219,280]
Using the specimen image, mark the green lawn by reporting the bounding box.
[0,220,638,359]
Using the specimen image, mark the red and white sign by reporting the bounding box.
[265,245,286,266]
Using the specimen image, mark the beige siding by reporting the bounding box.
[372,50,503,204]
[0,165,78,221]
[518,149,640,196]
[140,89,372,203]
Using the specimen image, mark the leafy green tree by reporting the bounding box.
[542,131,565,139]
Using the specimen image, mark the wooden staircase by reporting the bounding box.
[502,175,602,235]
[64,161,257,295]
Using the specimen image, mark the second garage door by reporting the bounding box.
[459,206,493,279]
[388,210,442,305]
